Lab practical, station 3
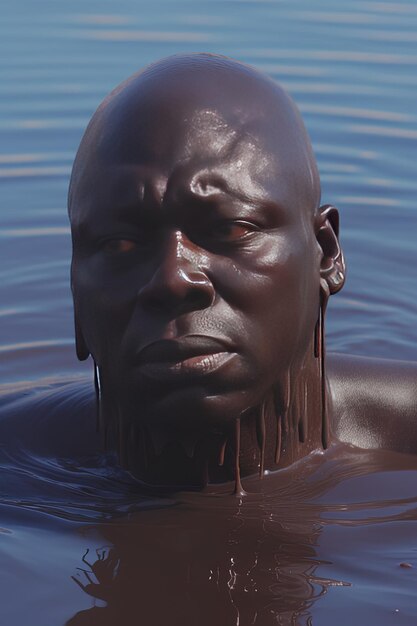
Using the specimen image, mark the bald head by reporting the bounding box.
[68,53,346,456]
[68,53,320,224]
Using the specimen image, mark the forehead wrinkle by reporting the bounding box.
[189,167,267,207]
[186,144,274,208]
[99,165,167,215]
[69,54,321,220]
[176,120,269,201]
[71,164,169,236]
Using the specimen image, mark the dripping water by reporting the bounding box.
[257,402,266,478]
[234,418,245,497]
[275,416,282,465]
[93,361,101,434]
[218,438,227,467]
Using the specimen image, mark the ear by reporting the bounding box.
[74,312,90,361]
[316,204,346,295]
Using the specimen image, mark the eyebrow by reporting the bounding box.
[185,172,288,220]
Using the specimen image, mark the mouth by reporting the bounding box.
[134,335,238,381]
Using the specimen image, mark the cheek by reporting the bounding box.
[73,259,140,362]
[211,233,319,365]
[213,232,317,313]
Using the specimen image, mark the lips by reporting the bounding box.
[134,335,238,381]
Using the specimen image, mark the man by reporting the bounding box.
[1,53,416,480]
[64,53,416,490]
[2,53,417,626]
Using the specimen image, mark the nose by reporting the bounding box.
[138,230,215,316]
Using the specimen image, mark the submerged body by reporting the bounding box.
[1,352,416,623]
[1,368,417,625]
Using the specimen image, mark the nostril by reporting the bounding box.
[187,281,215,309]
[138,265,215,315]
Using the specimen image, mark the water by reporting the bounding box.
[1,0,417,624]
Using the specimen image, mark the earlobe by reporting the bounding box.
[316,204,346,295]
[74,313,90,361]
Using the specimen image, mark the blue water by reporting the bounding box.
[1,0,416,385]
[1,1,417,624]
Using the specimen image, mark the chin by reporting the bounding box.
[127,384,258,432]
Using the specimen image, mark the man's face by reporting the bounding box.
[71,106,321,429]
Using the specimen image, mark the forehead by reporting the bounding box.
[70,107,307,230]
[69,57,321,230]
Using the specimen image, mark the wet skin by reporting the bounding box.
[68,55,345,483]
[71,104,323,430]
[65,54,416,486]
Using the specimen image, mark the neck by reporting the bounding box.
[96,339,329,492]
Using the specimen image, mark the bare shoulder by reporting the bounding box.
[0,375,99,458]
[327,353,417,453]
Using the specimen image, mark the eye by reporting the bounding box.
[100,238,138,254]
[207,220,258,242]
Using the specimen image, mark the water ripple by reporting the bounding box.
[299,104,414,123]
[0,227,70,238]
[0,166,71,178]
[69,28,217,43]
[247,49,417,65]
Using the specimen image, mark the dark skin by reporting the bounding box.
[66,53,417,488]
[2,54,416,487]
[68,53,341,487]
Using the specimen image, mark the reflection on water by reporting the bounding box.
[0,376,417,625]
[64,454,417,625]
[3,425,417,625]
[71,547,121,603]
[67,503,332,625]
[3,378,417,626]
